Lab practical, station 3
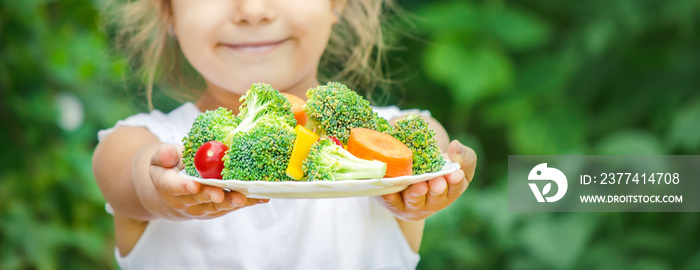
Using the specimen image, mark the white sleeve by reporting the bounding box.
[97,103,199,144]
[97,112,169,141]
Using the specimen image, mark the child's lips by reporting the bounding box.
[223,39,287,54]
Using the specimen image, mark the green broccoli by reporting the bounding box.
[303,82,376,144]
[182,107,238,177]
[390,114,445,174]
[302,137,387,181]
[370,112,393,134]
[221,116,296,181]
[224,83,297,145]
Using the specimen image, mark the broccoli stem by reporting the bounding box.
[332,155,387,180]
[224,103,270,145]
[333,168,386,180]
[234,103,267,133]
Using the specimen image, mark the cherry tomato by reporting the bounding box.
[328,136,343,148]
[194,141,229,179]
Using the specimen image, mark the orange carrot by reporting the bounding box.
[283,93,307,126]
[347,128,413,178]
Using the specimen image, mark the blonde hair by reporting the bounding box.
[104,0,397,110]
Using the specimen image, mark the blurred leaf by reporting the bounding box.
[518,213,598,269]
[487,6,552,51]
[683,251,700,270]
[417,1,481,36]
[631,258,673,270]
[517,49,579,98]
[424,42,513,105]
[508,106,587,155]
[583,20,616,56]
[410,0,700,268]
[596,131,665,155]
[667,99,700,152]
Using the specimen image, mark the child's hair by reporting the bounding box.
[104,0,397,109]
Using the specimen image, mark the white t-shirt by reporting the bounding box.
[98,102,431,270]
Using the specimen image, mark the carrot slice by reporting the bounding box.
[347,128,413,177]
[283,93,307,126]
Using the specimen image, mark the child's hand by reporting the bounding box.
[143,144,268,221]
[380,140,476,221]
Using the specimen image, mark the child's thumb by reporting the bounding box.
[151,144,182,168]
[447,140,477,183]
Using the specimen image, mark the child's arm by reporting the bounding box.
[93,126,266,254]
[380,116,477,252]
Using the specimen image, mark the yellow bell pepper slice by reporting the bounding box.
[286,125,320,180]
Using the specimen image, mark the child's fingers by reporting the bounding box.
[182,185,225,205]
[188,193,266,217]
[381,193,404,211]
[403,181,428,210]
[425,177,449,207]
[245,197,269,205]
[184,195,250,218]
[184,202,228,218]
[149,144,199,197]
[427,177,448,196]
[223,192,269,208]
[150,165,200,196]
[446,169,468,201]
[224,192,267,207]
[175,144,185,170]
[202,185,226,204]
[447,140,477,183]
[196,197,269,219]
[230,192,249,207]
[378,144,475,220]
[174,144,184,155]
[150,144,182,168]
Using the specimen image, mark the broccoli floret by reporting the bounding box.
[370,112,393,134]
[221,116,296,181]
[182,107,238,177]
[224,83,297,145]
[303,82,376,144]
[390,114,445,174]
[302,137,387,181]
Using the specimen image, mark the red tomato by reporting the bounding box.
[194,141,229,179]
[328,136,343,148]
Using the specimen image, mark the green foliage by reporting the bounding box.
[182,107,238,177]
[221,118,296,181]
[393,0,700,269]
[0,0,133,268]
[302,137,387,181]
[304,82,376,144]
[390,114,445,174]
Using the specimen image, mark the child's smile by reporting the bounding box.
[170,0,339,96]
[222,38,289,54]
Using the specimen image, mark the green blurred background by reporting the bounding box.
[2,0,700,269]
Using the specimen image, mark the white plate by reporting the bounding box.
[178,162,461,199]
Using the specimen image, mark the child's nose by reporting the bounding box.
[232,0,275,26]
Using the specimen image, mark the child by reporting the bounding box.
[93,0,477,268]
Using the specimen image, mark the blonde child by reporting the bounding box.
[93,0,477,268]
